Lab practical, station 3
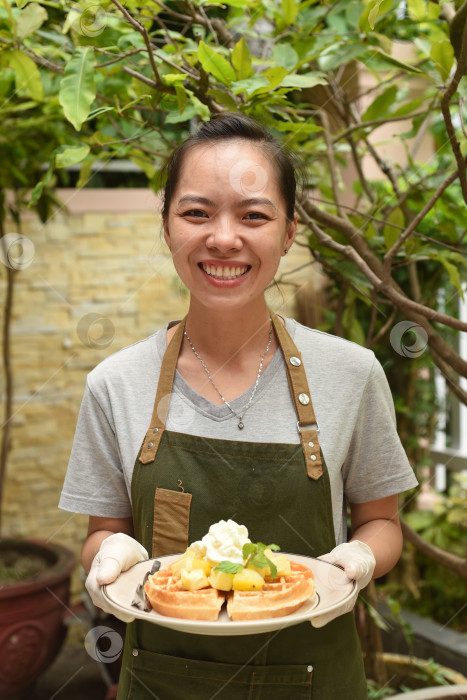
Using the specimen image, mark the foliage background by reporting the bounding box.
[1,0,467,633]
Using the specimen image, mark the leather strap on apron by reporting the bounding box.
[139,313,323,480]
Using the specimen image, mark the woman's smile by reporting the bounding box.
[198,261,251,282]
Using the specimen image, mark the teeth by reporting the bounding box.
[202,264,248,279]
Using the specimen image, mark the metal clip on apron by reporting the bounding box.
[118,313,367,700]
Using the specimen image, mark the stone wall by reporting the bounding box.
[0,188,316,596]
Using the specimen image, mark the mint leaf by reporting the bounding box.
[214,561,243,574]
[242,542,257,559]
[249,552,277,580]
[268,544,280,551]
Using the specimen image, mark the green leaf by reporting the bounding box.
[433,254,464,296]
[59,46,96,131]
[208,88,238,110]
[280,73,328,88]
[359,0,393,30]
[383,208,404,250]
[198,41,236,85]
[271,44,299,70]
[430,39,454,81]
[268,543,280,551]
[215,561,244,574]
[282,0,299,25]
[263,66,289,89]
[232,37,253,80]
[175,85,188,114]
[231,75,269,95]
[6,50,43,101]
[367,48,422,74]
[55,144,90,168]
[249,552,277,580]
[163,73,186,85]
[361,85,398,122]
[407,0,427,21]
[17,2,47,39]
[242,542,257,559]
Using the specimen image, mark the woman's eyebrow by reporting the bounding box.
[235,197,277,210]
[177,195,215,207]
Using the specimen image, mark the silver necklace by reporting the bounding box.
[183,322,273,430]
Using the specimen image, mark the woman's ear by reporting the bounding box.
[283,213,297,253]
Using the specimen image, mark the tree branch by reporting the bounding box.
[441,9,467,202]
[401,518,467,580]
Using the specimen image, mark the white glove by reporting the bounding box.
[85,533,148,623]
[310,540,376,629]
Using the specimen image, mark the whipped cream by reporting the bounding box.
[192,519,250,564]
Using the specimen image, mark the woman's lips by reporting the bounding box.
[199,262,251,280]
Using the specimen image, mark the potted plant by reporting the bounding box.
[0,37,83,698]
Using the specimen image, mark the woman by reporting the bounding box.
[60,112,418,699]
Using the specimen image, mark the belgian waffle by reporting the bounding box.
[144,566,224,621]
[226,562,315,621]
[144,561,315,622]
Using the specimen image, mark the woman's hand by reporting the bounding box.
[310,541,376,629]
[85,532,149,623]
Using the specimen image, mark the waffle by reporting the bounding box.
[227,561,315,621]
[144,561,315,622]
[144,566,224,621]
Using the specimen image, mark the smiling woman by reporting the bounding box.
[59,112,418,700]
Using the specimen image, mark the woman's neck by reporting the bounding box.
[183,298,274,365]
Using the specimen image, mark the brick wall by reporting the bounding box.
[0,188,315,595]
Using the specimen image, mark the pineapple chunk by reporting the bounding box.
[171,553,195,577]
[264,550,291,577]
[181,569,210,591]
[232,568,265,591]
[191,558,212,576]
[208,569,235,591]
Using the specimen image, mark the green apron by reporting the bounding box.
[117,314,367,700]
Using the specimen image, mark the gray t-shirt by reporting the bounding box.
[59,317,417,544]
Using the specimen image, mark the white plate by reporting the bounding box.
[103,553,356,636]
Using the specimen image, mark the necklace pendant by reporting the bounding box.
[238,420,244,430]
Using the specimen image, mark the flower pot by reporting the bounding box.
[0,538,75,699]
[382,652,467,690]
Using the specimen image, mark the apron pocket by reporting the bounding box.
[152,487,192,557]
[126,648,313,700]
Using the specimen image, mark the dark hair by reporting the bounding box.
[161,112,298,222]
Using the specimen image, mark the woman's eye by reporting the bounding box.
[244,212,268,221]
[182,209,208,218]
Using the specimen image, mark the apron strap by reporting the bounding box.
[140,313,323,480]
[270,313,323,480]
[139,317,187,464]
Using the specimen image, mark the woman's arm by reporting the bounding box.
[82,515,135,573]
[350,494,402,579]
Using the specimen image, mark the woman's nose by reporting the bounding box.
[206,216,242,252]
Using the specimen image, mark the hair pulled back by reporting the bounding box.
[162,112,297,222]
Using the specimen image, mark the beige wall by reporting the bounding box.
[0,188,315,595]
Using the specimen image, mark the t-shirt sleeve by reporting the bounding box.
[59,380,132,517]
[342,357,418,503]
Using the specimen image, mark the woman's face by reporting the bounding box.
[164,140,296,311]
